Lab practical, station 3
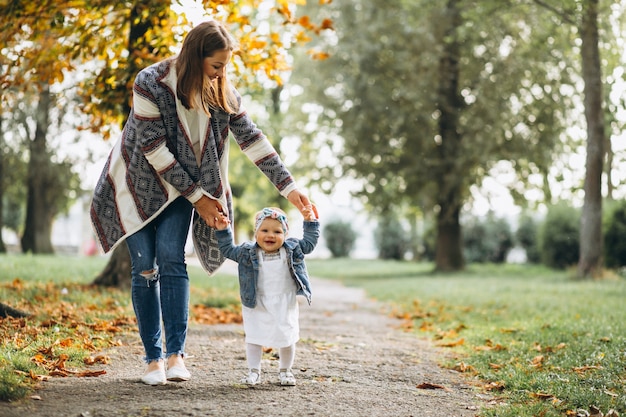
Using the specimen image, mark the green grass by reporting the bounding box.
[306,258,626,417]
[0,254,239,402]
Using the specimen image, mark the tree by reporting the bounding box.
[531,0,615,278]
[286,0,578,271]
[1,2,87,253]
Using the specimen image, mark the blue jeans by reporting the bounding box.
[126,197,193,364]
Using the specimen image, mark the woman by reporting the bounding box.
[90,20,311,386]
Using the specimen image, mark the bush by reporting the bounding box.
[463,213,514,263]
[374,217,410,260]
[516,214,541,264]
[603,200,626,268]
[323,220,356,258]
[539,203,579,269]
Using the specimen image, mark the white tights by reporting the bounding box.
[246,343,296,371]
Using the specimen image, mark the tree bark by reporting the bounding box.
[92,242,132,289]
[577,0,604,279]
[0,113,6,253]
[21,83,55,254]
[433,0,465,271]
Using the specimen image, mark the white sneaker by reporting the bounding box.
[279,369,296,386]
[141,369,166,385]
[241,369,261,385]
[166,365,191,382]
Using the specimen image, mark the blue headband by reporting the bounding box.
[255,208,289,233]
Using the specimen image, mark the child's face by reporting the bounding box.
[255,218,285,253]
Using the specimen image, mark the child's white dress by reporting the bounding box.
[242,248,300,348]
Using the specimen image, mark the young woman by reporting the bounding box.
[90,21,311,385]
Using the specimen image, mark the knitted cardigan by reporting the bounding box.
[90,59,297,274]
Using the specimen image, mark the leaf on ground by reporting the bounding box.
[453,361,476,373]
[436,338,464,348]
[416,382,450,391]
[484,381,505,391]
[572,365,602,374]
[530,355,545,368]
[84,355,110,365]
[75,369,107,377]
[531,392,558,402]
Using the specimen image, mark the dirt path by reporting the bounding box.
[0,265,484,417]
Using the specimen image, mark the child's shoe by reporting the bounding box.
[241,369,261,385]
[278,369,296,386]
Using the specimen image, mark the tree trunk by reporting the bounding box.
[92,242,132,289]
[21,84,54,254]
[433,0,465,271]
[435,204,464,271]
[0,113,6,253]
[577,0,604,279]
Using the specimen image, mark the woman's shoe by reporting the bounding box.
[141,369,167,385]
[166,365,191,382]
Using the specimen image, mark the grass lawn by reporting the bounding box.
[306,259,626,417]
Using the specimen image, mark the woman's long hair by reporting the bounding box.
[176,20,238,115]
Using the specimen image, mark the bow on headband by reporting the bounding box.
[255,208,289,234]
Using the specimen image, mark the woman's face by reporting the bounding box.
[203,49,231,80]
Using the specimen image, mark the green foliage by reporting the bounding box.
[539,203,580,269]
[374,216,410,260]
[307,258,626,416]
[603,200,626,268]
[462,213,514,263]
[515,213,541,264]
[323,220,356,258]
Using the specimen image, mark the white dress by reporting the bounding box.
[242,248,300,348]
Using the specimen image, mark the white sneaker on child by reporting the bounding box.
[241,369,261,385]
[278,369,296,386]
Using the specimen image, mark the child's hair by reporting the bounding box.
[254,207,289,234]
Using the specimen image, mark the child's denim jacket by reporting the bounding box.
[215,221,320,308]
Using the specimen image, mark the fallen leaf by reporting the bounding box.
[416,382,450,391]
[76,369,107,377]
[436,338,464,348]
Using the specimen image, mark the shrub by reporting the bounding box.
[323,220,356,258]
[603,200,626,268]
[463,213,514,263]
[374,217,410,260]
[516,214,541,264]
[538,203,579,269]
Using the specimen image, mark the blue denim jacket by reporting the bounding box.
[215,221,320,308]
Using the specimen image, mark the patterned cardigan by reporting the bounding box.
[90,59,298,274]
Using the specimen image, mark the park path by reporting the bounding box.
[0,260,484,417]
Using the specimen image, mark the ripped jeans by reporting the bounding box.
[126,197,193,364]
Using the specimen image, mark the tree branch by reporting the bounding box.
[532,0,577,25]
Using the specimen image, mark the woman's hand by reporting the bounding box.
[287,190,311,212]
[193,195,228,228]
